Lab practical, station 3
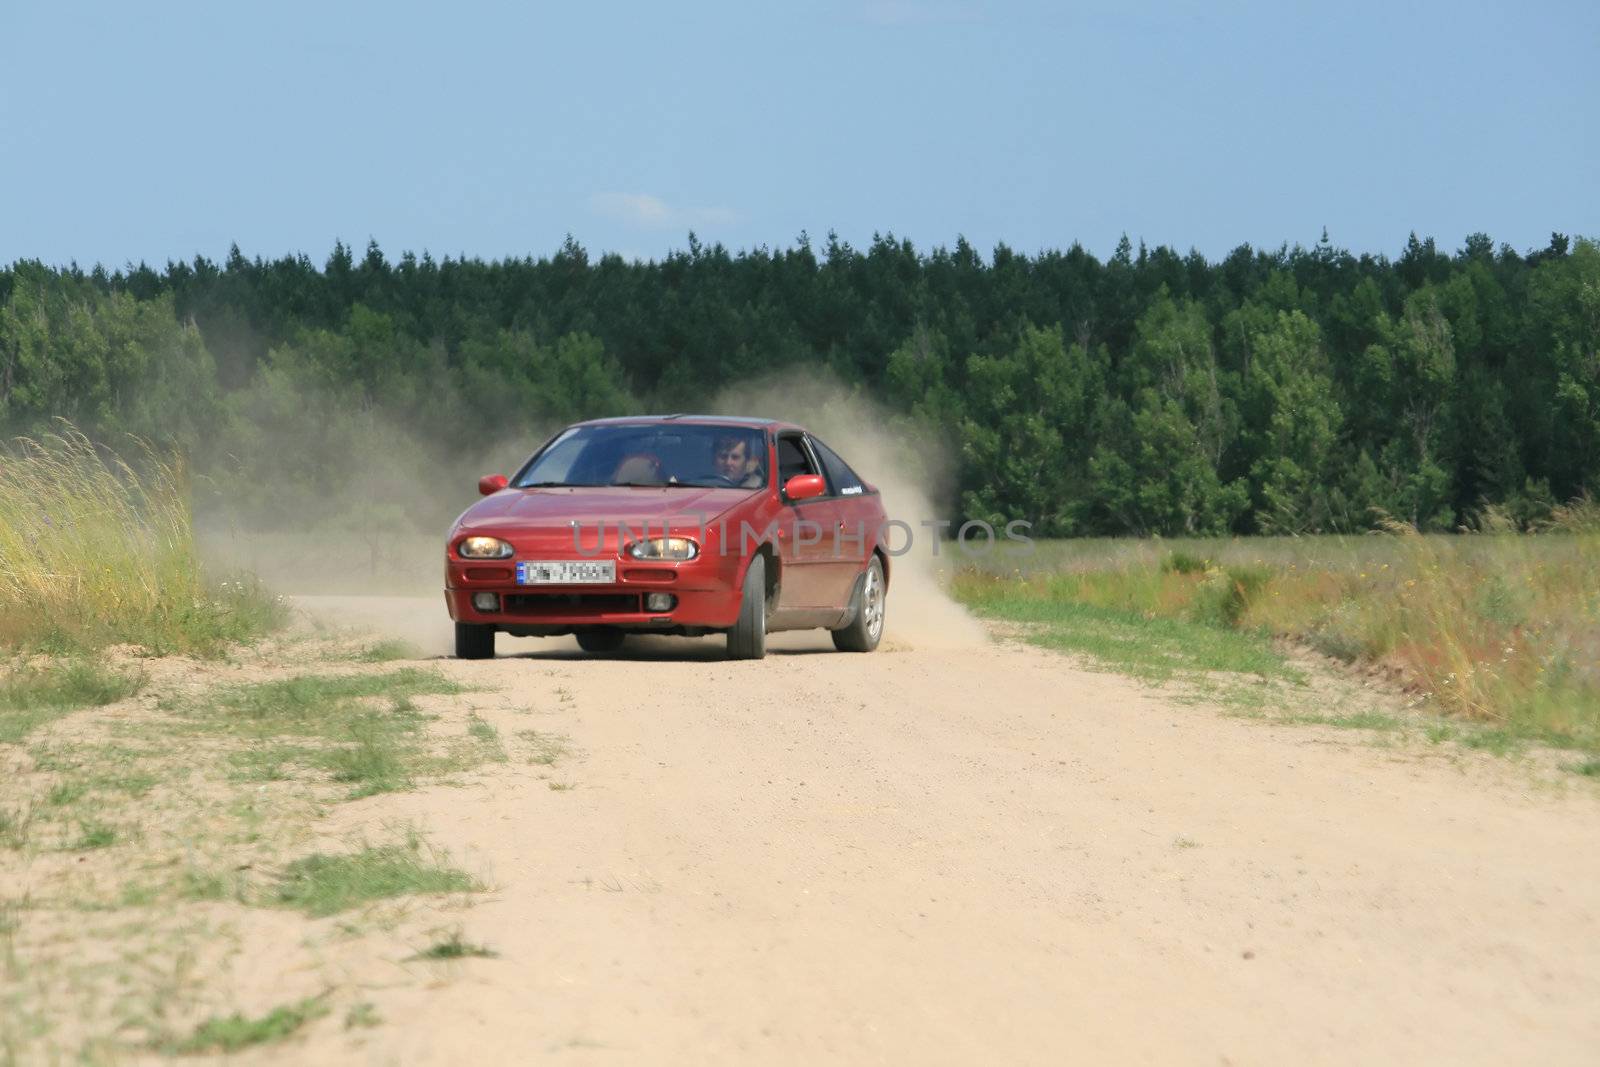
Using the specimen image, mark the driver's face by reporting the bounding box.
[714,441,750,481]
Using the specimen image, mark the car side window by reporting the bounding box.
[808,437,865,496]
[776,434,818,485]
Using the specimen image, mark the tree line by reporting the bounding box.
[1,230,1596,536]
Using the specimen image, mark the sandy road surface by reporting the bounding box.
[292,596,1600,1065]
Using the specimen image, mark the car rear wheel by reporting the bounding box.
[575,629,626,654]
[455,622,495,660]
[832,556,886,653]
[726,554,767,660]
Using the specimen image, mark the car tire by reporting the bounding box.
[455,622,495,660]
[831,555,886,653]
[726,554,767,660]
[575,629,626,654]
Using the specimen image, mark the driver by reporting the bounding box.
[712,434,763,488]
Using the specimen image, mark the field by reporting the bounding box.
[3,432,1600,1062]
[952,523,1600,767]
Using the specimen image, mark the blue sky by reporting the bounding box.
[2,0,1594,267]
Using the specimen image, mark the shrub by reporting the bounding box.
[0,425,286,654]
[1159,550,1210,575]
[1189,565,1271,629]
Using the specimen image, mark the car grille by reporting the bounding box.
[503,593,642,618]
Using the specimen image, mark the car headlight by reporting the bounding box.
[458,536,514,559]
[627,537,698,561]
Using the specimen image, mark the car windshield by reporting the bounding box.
[513,424,769,490]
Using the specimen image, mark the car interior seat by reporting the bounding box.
[612,453,664,484]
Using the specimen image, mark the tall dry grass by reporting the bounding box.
[956,522,1600,753]
[0,425,285,654]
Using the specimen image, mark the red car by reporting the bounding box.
[444,416,890,660]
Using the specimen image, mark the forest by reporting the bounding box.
[1,229,1595,537]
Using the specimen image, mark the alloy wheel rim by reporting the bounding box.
[864,565,884,640]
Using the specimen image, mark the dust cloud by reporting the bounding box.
[711,373,991,650]
[196,413,552,598]
[193,400,555,653]
[200,374,991,654]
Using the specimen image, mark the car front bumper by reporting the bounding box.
[444,555,745,630]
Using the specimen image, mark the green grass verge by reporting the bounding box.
[956,535,1600,757]
[1272,710,1405,731]
[203,668,462,733]
[172,996,329,1054]
[179,668,475,799]
[274,840,480,917]
[961,593,1302,688]
[0,660,145,744]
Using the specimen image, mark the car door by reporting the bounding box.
[773,432,835,609]
[805,434,872,608]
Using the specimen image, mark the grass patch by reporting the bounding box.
[183,669,474,797]
[1459,730,1525,757]
[203,674,501,798]
[1276,711,1405,731]
[112,868,245,909]
[273,838,480,917]
[0,807,34,849]
[45,780,89,807]
[172,996,329,1054]
[0,425,288,656]
[0,659,144,744]
[322,711,418,798]
[201,668,460,735]
[1570,759,1600,778]
[43,769,158,809]
[88,769,159,796]
[465,713,507,762]
[228,743,316,783]
[72,820,119,850]
[957,530,1600,755]
[407,929,497,961]
[118,882,159,907]
[518,729,569,766]
[959,591,1299,688]
[1160,550,1210,575]
[176,869,236,902]
[345,639,421,663]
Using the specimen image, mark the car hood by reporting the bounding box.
[456,485,757,533]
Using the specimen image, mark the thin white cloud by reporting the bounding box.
[588,192,738,230]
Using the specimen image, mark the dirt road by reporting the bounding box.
[276,596,1600,1065]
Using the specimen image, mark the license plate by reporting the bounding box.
[516,560,616,585]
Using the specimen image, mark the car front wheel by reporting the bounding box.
[832,556,886,652]
[726,554,768,660]
[455,622,495,660]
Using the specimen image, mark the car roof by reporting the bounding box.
[573,414,803,432]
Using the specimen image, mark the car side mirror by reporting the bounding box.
[478,474,508,495]
[783,474,826,501]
